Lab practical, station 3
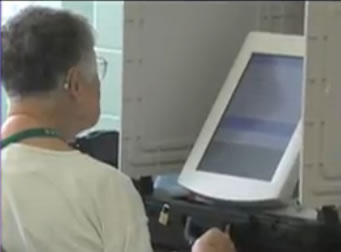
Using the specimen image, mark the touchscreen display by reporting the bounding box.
[197,53,303,181]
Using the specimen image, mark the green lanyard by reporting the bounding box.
[1,128,62,150]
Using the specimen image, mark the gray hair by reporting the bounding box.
[1,6,95,97]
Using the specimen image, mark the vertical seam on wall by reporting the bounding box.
[93,1,97,29]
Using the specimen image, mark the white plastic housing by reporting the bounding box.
[179,32,305,203]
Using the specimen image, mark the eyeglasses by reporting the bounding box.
[96,56,108,80]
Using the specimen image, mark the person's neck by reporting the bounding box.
[1,99,77,149]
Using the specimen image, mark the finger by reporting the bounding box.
[224,224,230,234]
[198,228,233,247]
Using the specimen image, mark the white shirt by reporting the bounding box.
[2,143,153,252]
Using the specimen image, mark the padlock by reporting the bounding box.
[158,204,170,226]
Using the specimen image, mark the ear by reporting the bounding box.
[65,66,82,100]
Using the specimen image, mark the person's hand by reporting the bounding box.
[191,228,236,252]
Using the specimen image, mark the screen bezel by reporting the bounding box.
[178,32,305,203]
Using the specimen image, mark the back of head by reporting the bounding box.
[1,6,95,97]
[1,6,102,138]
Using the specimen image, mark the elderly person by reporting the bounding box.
[1,6,235,252]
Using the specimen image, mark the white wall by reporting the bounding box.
[258,1,304,35]
[301,1,341,209]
